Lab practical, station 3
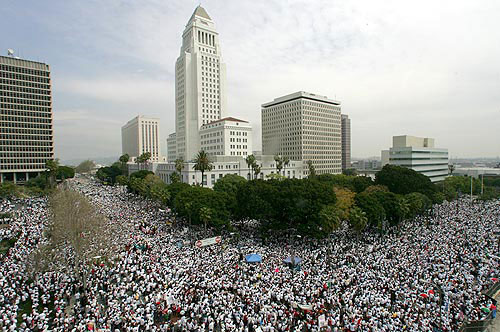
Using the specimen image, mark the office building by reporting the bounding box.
[199,117,252,157]
[172,5,227,161]
[166,133,177,162]
[0,53,54,183]
[262,91,342,175]
[384,135,449,182]
[121,115,162,162]
[341,114,351,171]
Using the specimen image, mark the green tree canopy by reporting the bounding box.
[75,160,96,173]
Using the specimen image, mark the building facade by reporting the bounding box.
[341,114,351,171]
[121,115,162,162]
[199,117,252,157]
[386,135,449,182]
[149,154,303,188]
[166,133,177,162]
[262,91,342,175]
[172,6,227,161]
[0,54,54,183]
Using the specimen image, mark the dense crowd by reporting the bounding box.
[0,176,499,331]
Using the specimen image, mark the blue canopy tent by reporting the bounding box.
[245,254,262,263]
[283,256,302,266]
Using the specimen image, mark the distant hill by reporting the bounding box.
[60,156,119,167]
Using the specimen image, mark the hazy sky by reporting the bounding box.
[2,0,500,160]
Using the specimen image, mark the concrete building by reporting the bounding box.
[172,5,227,161]
[262,91,342,175]
[200,117,252,157]
[121,115,162,162]
[341,114,351,171]
[151,154,303,188]
[167,133,177,162]
[384,135,449,182]
[0,54,54,183]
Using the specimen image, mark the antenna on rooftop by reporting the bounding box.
[7,49,14,56]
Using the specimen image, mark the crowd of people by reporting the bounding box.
[0,176,498,331]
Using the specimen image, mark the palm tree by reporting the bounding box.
[274,155,283,175]
[119,154,130,175]
[45,159,59,188]
[245,154,256,180]
[138,152,151,170]
[253,163,261,180]
[282,156,290,177]
[448,164,455,175]
[199,206,212,230]
[306,160,316,178]
[193,150,213,187]
[175,158,184,183]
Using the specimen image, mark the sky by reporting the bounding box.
[2,0,500,161]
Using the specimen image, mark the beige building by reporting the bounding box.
[0,53,54,183]
[262,91,342,175]
[383,135,449,182]
[171,6,228,161]
[200,117,252,157]
[121,115,162,162]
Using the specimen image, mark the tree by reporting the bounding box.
[375,165,437,202]
[349,206,368,232]
[274,155,284,175]
[355,191,386,229]
[119,154,130,176]
[362,185,389,194]
[170,172,181,184]
[130,170,154,180]
[174,186,230,229]
[265,173,287,181]
[75,160,96,173]
[199,207,213,230]
[0,182,18,198]
[193,150,213,187]
[245,155,256,180]
[96,165,122,185]
[56,166,75,180]
[307,160,316,178]
[167,182,191,206]
[342,168,357,176]
[405,192,432,217]
[282,156,290,177]
[174,158,184,183]
[448,164,455,175]
[213,174,247,218]
[143,174,164,197]
[137,152,152,171]
[45,159,59,188]
[253,163,262,180]
[116,175,128,186]
[30,189,115,285]
[334,187,355,220]
[319,204,342,233]
[150,182,170,205]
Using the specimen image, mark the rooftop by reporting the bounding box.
[189,5,211,21]
[262,91,341,108]
[203,117,249,126]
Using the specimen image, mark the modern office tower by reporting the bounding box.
[121,115,162,162]
[341,114,351,171]
[173,5,227,161]
[199,117,252,157]
[261,91,342,175]
[385,135,449,182]
[0,53,54,183]
[166,133,177,162]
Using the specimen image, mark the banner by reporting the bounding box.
[195,236,222,248]
[318,314,326,327]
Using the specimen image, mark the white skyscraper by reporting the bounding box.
[172,6,227,161]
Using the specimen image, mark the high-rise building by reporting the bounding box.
[0,54,54,183]
[383,135,449,182]
[121,115,162,162]
[166,133,177,162]
[199,117,252,157]
[341,114,351,171]
[172,5,227,161]
[262,91,342,175]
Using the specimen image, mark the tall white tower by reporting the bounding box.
[174,6,227,161]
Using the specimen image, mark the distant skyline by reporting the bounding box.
[2,0,499,160]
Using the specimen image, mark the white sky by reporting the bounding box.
[2,0,500,160]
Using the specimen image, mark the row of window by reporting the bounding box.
[0,111,52,119]
[0,137,52,144]
[0,164,46,170]
[0,72,50,83]
[0,122,52,129]
[0,78,49,90]
[1,85,50,95]
[0,64,49,77]
[1,128,52,135]
[0,104,51,112]
[1,99,51,106]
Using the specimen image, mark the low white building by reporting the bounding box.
[130,155,303,188]
[383,135,449,183]
[200,117,252,158]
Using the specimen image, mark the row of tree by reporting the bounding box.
[113,163,454,236]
